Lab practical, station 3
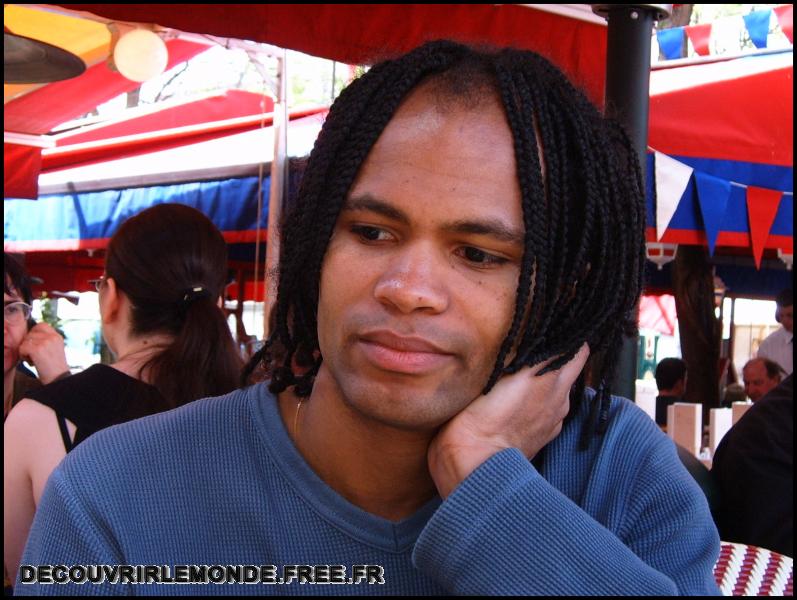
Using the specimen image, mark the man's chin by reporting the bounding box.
[336,373,476,431]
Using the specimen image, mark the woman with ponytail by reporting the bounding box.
[4,203,241,577]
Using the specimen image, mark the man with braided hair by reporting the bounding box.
[18,41,720,595]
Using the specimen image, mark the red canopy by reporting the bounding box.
[5,39,208,136]
[649,53,793,167]
[42,90,278,173]
[4,38,210,198]
[53,4,608,103]
[5,5,608,198]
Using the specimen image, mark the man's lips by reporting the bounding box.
[357,330,453,374]
[360,330,450,354]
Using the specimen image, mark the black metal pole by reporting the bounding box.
[594,4,671,401]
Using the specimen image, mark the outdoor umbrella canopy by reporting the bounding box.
[4,4,609,199]
[3,3,613,295]
[4,30,86,84]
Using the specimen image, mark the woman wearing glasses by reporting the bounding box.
[4,204,243,582]
[3,253,71,594]
[3,253,69,420]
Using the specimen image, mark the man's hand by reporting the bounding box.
[18,323,70,384]
[428,343,589,498]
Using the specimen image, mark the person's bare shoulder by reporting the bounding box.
[5,398,71,499]
[5,398,59,436]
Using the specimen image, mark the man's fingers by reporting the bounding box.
[494,343,590,400]
[558,343,590,383]
[521,342,590,380]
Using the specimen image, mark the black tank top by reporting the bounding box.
[25,364,167,452]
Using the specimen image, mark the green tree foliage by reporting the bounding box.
[38,293,65,338]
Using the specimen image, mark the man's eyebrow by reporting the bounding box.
[442,219,525,245]
[344,194,525,245]
[343,195,410,225]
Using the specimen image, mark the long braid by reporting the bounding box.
[485,57,545,391]
[499,50,644,436]
[502,57,557,371]
[531,69,568,333]
[248,41,645,445]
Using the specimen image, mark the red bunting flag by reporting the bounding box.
[685,23,712,56]
[774,4,793,43]
[4,144,41,199]
[746,186,783,269]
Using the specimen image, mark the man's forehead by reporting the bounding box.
[347,86,525,238]
[744,361,767,376]
[743,363,757,373]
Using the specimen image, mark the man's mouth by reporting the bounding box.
[357,330,454,374]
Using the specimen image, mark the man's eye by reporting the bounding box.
[7,305,20,315]
[459,247,508,267]
[351,225,391,242]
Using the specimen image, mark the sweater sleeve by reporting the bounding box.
[14,466,127,596]
[412,448,721,595]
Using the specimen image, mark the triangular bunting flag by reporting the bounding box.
[685,23,713,56]
[657,27,685,60]
[694,171,732,256]
[746,186,782,269]
[655,152,693,241]
[743,9,773,49]
[774,4,793,43]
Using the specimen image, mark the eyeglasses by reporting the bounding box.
[4,301,32,325]
[88,276,106,292]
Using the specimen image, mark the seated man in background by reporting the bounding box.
[757,288,792,375]
[721,382,746,408]
[654,357,687,427]
[711,375,793,557]
[742,357,783,402]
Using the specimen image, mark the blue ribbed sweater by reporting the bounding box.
[17,384,721,595]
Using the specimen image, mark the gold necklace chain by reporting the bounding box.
[293,398,303,439]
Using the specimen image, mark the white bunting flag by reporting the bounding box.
[655,151,694,241]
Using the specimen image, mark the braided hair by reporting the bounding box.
[243,41,646,444]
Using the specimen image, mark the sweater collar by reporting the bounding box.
[253,384,442,552]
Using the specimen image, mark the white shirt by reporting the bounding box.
[757,327,793,375]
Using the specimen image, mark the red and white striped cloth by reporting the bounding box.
[714,541,794,596]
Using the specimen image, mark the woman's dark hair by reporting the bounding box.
[106,203,242,408]
[244,40,646,444]
[4,252,34,305]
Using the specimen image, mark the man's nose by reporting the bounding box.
[373,243,449,314]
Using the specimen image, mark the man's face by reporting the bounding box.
[742,361,779,402]
[777,304,793,333]
[316,87,525,430]
[4,285,27,376]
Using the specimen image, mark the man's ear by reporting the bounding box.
[101,277,122,325]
